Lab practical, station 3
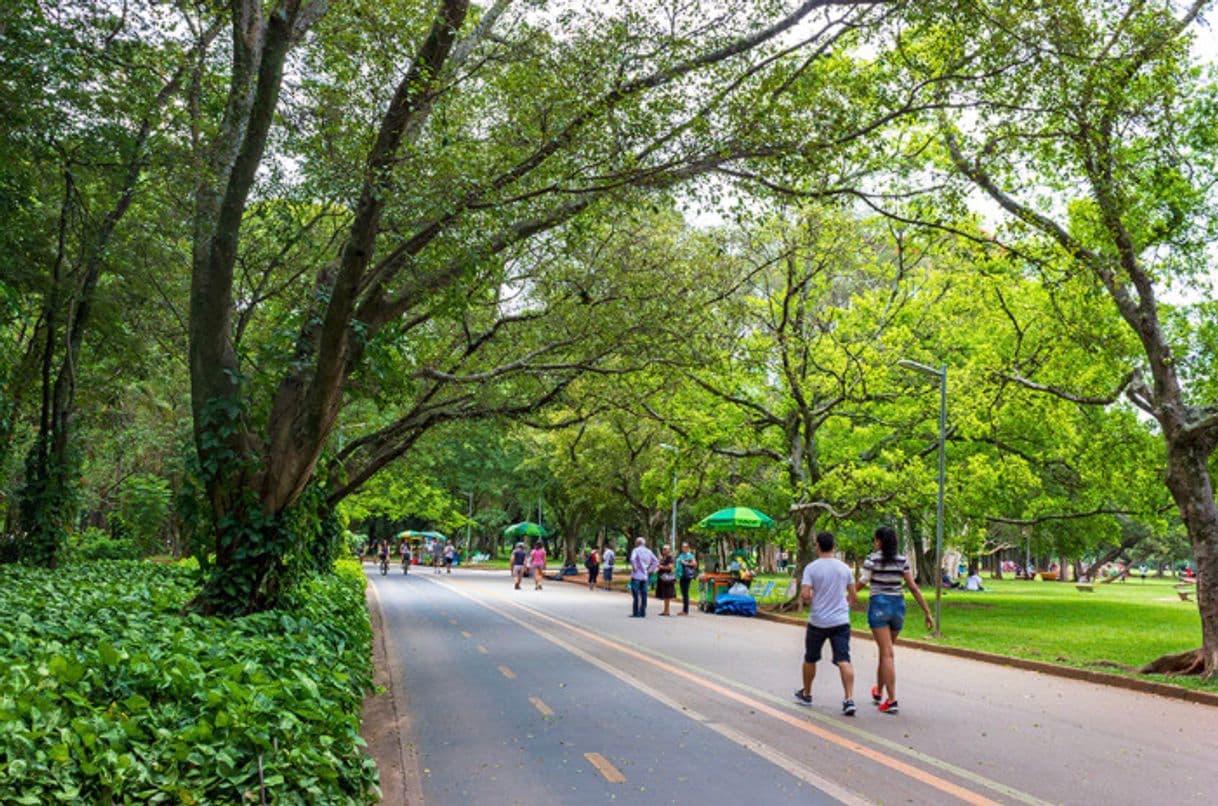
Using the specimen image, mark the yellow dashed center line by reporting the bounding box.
[584,752,625,783]
[498,665,516,679]
[448,619,458,625]
[476,645,489,654]
[461,631,472,639]
[529,696,553,717]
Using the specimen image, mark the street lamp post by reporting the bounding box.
[660,443,679,550]
[898,359,947,637]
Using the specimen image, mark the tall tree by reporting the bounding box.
[919,0,1218,674]
[183,0,905,612]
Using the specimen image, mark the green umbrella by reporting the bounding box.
[504,521,549,539]
[696,507,775,530]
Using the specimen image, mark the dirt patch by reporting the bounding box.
[361,583,424,805]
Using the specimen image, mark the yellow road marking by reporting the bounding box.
[461,631,472,639]
[498,665,516,679]
[476,645,489,654]
[529,696,553,717]
[584,752,625,783]
[448,619,457,625]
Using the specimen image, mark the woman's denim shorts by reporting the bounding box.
[867,594,906,632]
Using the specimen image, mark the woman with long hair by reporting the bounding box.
[857,525,933,714]
[530,541,547,591]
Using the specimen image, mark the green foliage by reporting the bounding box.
[112,474,172,556]
[0,560,378,802]
[70,527,139,562]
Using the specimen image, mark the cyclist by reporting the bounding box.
[400,540,412,574]
[378,539,391,575]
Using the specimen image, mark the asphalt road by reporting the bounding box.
[367,567,1216,805]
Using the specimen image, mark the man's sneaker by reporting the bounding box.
[870,685,882,705]
[842,699,856,716]
[793,689,813,707]
[878,699,899,715]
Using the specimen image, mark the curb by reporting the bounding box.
[554,574,1218,707]
[362,579,425,804]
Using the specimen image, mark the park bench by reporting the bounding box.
[1175,586,1194,602]
[1075,583,1095,592]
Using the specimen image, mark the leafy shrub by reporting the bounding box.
[70,526,140,561]
[0,560,378,803]
[112,473,172,555]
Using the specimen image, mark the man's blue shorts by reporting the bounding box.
[867,594,906,632]
[805,623,851,665]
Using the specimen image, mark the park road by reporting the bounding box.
[367,568,1215,805]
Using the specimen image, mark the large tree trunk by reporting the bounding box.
[1155,441,1218,677]
[188,0,466,613]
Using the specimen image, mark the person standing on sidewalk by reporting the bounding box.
[629,538,658,617]
[656,545,677,616]
[793,531,858,716]
[586,547,600,590]
[857,525,934,715]
[676,542,698,615]
[601,545,616,590]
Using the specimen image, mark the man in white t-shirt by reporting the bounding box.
[794,531,858,716]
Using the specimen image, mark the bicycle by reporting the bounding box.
[380,554,390,575]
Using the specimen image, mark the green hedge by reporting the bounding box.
[0,559,378,803]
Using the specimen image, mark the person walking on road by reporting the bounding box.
[511,542,527,590]
[857,525,934,715]
[629,538,658,617]
[601,545,616,590]
[530,541,547,591]
[793,531,858,716]
[676,542,698,615]
[656,545,677,615]
[443,541,455,574]
[586,548,600,590]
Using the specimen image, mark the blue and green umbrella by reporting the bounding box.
[504,521,549,539]
[696,507,775,531]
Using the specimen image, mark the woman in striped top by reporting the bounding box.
[857,526,933,715]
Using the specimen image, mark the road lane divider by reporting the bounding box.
[584,753,626,783]
[530,696,554,717]
[425,575,1048,806]
[477,645,489,654]
[499,665,517,679]
[461,630,472,639]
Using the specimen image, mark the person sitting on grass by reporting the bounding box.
[965,567,985,591]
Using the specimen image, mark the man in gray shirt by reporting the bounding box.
[794,531,858,715]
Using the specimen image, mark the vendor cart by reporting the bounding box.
[698,572,737,612]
